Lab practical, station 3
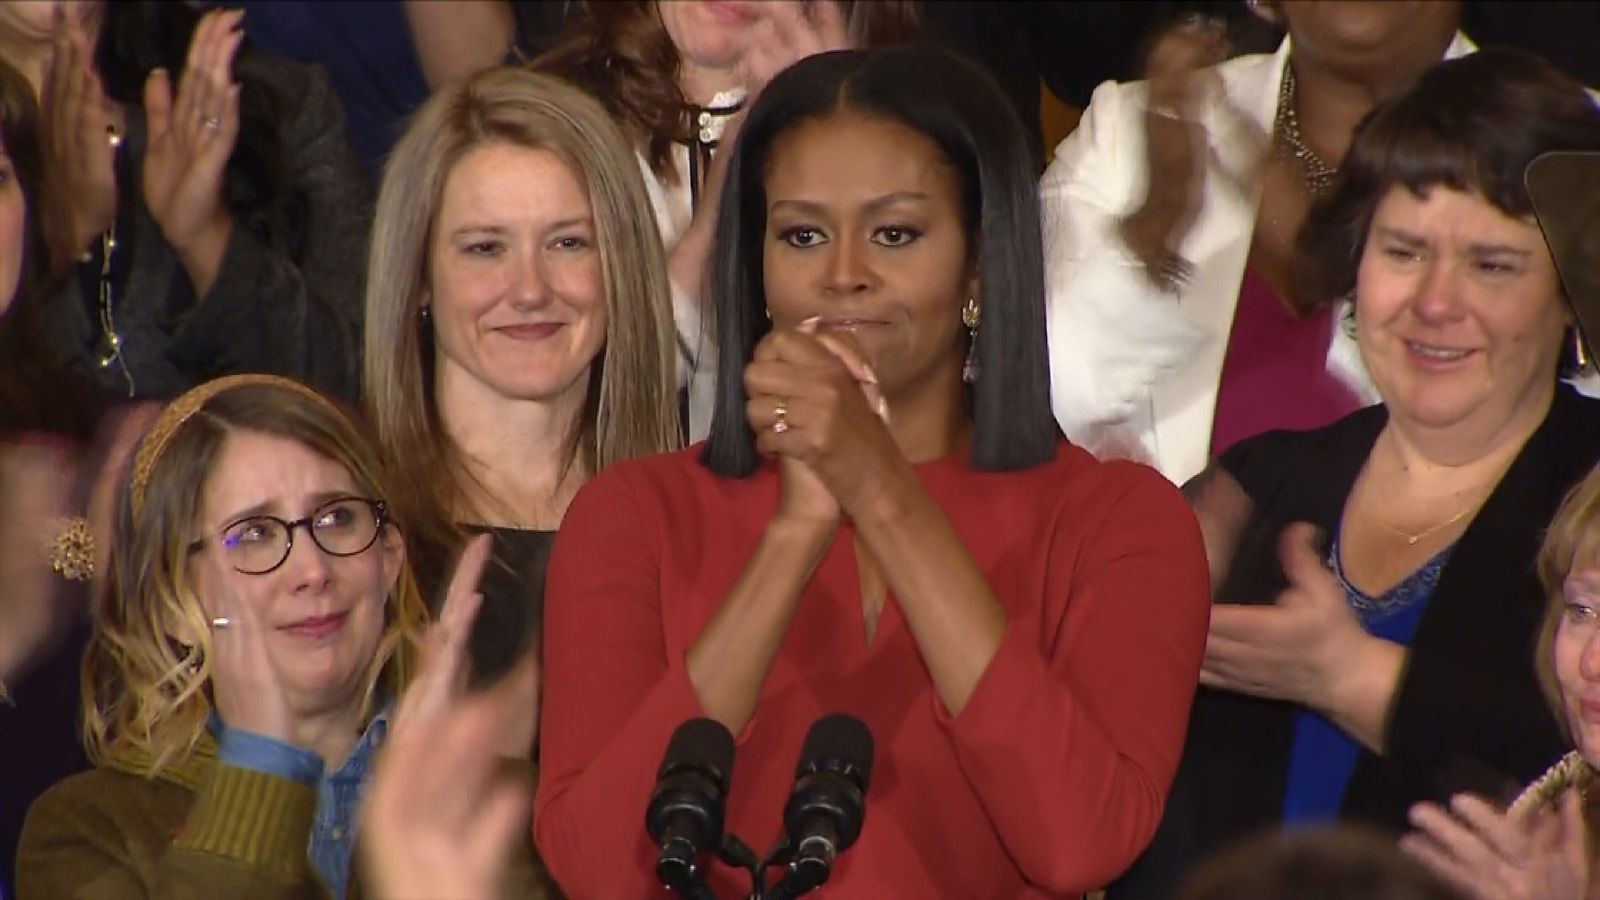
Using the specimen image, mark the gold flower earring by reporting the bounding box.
[961,296,981,384]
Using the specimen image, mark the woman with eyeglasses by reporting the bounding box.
[16,374,549,899]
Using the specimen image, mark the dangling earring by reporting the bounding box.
[961,296,981,384]
[1575,327,1592,372]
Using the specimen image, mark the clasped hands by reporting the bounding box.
[744,317,906,530]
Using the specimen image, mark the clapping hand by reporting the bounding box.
[41,8,119,251]
[1201,523,1380,711]
[203,556,296,745]
[143,8,244,295]
[737,1,850,99]
[1119,15,1230,292]
[361,534,535,900]
[1402,789,1593,900]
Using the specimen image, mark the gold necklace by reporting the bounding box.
[1274,63,1338,198]
[1375,488,1490,547]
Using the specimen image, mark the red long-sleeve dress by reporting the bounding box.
[534,441,1210,898]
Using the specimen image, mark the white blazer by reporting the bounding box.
[1041,34,1478,485]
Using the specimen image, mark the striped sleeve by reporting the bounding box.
[174,763,316,882]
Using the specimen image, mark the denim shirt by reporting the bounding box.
[212,705,392,899]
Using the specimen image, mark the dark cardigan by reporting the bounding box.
[40,54,370,405]
[1109,384,1600,899]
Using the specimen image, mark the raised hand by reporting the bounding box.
[1119,15,1230,292]
[142,8,244,296]
[1402,788,1593,900]
[1201,522,1393,721]
[737,0,850,98]
[392,534,492,735]
[203,563,295,745]
[41,11,119,251]
[362,533,532,900]
[744,317,898,527]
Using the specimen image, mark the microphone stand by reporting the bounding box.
[757,834,836,900]
[719,833,764,900]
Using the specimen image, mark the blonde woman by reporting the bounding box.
[363,67,678,695]
[16,375,546,899]
[1398,464,1600,900]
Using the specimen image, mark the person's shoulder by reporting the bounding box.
[1008,440,1186,515]
[573,445,718,510]
[1534,384,1600,474]
[24,764,189,843]
[596,444,706,484]
[1226,405,1386,468]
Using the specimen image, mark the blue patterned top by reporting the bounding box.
[1281,538,1453,823]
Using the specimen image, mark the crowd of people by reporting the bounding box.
[3,1,1600,899]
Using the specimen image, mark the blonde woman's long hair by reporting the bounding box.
[363,67,679,588]
[83,382,429,773]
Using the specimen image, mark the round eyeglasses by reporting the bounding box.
[189,497,388,575]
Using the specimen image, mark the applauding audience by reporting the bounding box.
[0,1,368,402]
[1043,1,1470,480]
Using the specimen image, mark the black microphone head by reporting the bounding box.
[658,717,736,789]
[795,713,874,792]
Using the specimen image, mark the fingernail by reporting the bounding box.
[877,397,890,422]
[860,364,879,385]
[799,315,821,333]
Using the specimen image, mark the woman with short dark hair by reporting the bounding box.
[536,46,1211,897]
[1112,48,1600,899]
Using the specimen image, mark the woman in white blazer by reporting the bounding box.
[1042,2,1472,484]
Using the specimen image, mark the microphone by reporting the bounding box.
[767,714,874,899]
[646,718,736,899]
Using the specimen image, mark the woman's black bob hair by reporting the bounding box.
[699,46,1057,476]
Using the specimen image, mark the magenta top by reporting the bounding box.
[1209,265,1364,459]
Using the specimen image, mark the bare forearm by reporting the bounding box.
[403,0,515,88]
[855,486,1007,717]
[686,517,833,733]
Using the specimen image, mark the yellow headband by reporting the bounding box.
[130,374,338,515]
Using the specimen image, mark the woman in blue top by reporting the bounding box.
[1108,49,1600,899]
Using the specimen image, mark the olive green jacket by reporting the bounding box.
[16,733,560,899]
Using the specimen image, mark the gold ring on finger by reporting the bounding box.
[772,400,790,434]
[202,115,222,131]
